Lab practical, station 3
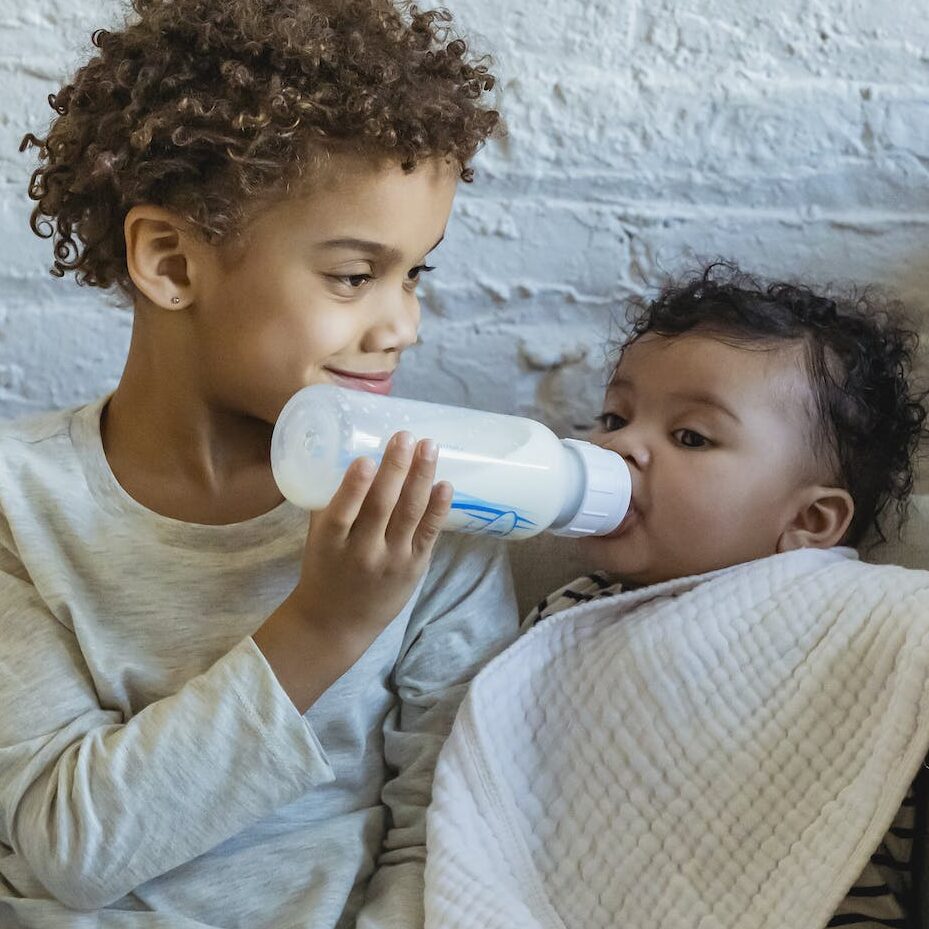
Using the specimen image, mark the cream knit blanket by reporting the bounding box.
[425,548,929,929]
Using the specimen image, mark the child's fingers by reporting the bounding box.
[386,439,439,545]
[317,456,377,537]
[351,432,416,536]
[412,481,453,557]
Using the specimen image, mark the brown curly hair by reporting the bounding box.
[20,0,502,296]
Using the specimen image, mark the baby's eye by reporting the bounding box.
[673,428,710,449]
[595,412,627,432]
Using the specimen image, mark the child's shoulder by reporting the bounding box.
[0,401,90,493]
[0,404,89,552]
[0,404,75,448]
[0,404,83,476]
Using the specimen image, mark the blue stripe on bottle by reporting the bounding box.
[450,494,536,537]
[331,452,537,537]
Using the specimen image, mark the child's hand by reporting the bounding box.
[291,431,452,646]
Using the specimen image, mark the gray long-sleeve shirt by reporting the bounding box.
[0,397,519,928]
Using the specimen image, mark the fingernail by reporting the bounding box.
[394,431,414,451]
[420,439,437,461]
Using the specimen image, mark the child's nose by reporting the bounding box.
[361,292,420,355]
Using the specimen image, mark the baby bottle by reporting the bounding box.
[271,385,631,540]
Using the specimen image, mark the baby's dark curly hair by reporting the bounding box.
[623,262,928,547]
[20,0,501,296]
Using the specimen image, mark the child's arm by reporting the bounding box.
[0,550,333,910]
[0,434,449,911]
[254,434,451,714]
[355,533,519,929]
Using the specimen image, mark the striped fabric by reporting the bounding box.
[521,572,618,631]
[826,785,914,928]
[526,574,917,928]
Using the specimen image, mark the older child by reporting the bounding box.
[425,265,929,929]
[0,1,518,927]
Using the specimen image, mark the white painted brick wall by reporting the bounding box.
[2,0,929,438]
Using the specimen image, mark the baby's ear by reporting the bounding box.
[777,486,855,553]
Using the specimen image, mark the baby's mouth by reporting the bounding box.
[601,503,639,539]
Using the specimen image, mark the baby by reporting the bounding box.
[573,261,922,588]
[424,263,929,929]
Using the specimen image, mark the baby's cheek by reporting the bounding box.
[577,534,645,576]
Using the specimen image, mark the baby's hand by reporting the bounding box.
[291,432,452,647]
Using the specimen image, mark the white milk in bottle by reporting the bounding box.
[271,385,631,540]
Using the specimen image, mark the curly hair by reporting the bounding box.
[622,262,928,547]
[20,0,502,296]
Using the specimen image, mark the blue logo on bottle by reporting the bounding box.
[450,493,536,537]
[333,452,536,537]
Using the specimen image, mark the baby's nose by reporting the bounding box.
[603,429,650,471]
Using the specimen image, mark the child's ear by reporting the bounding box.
[776,486,855,553]
[124,205,196,310]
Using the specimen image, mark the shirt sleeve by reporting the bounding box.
[355,534,519,929]
[0,542,335,912]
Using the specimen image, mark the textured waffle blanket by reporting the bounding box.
[425,548,929,929]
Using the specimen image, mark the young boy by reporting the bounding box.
[424,264,929,929]
[0,2,518,927]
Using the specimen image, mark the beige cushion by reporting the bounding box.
[866,493,929,570]
[509,534,593,620]
[509,494,929,620]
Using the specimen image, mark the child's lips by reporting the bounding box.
[324,368,394,395]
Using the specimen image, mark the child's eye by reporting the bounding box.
[337,274,371,289]
[328,273,373,290]
[595,412,627,432]
[673,428,711,449]
[408,264,435,281]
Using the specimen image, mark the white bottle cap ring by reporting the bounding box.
[549,439,632,538]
